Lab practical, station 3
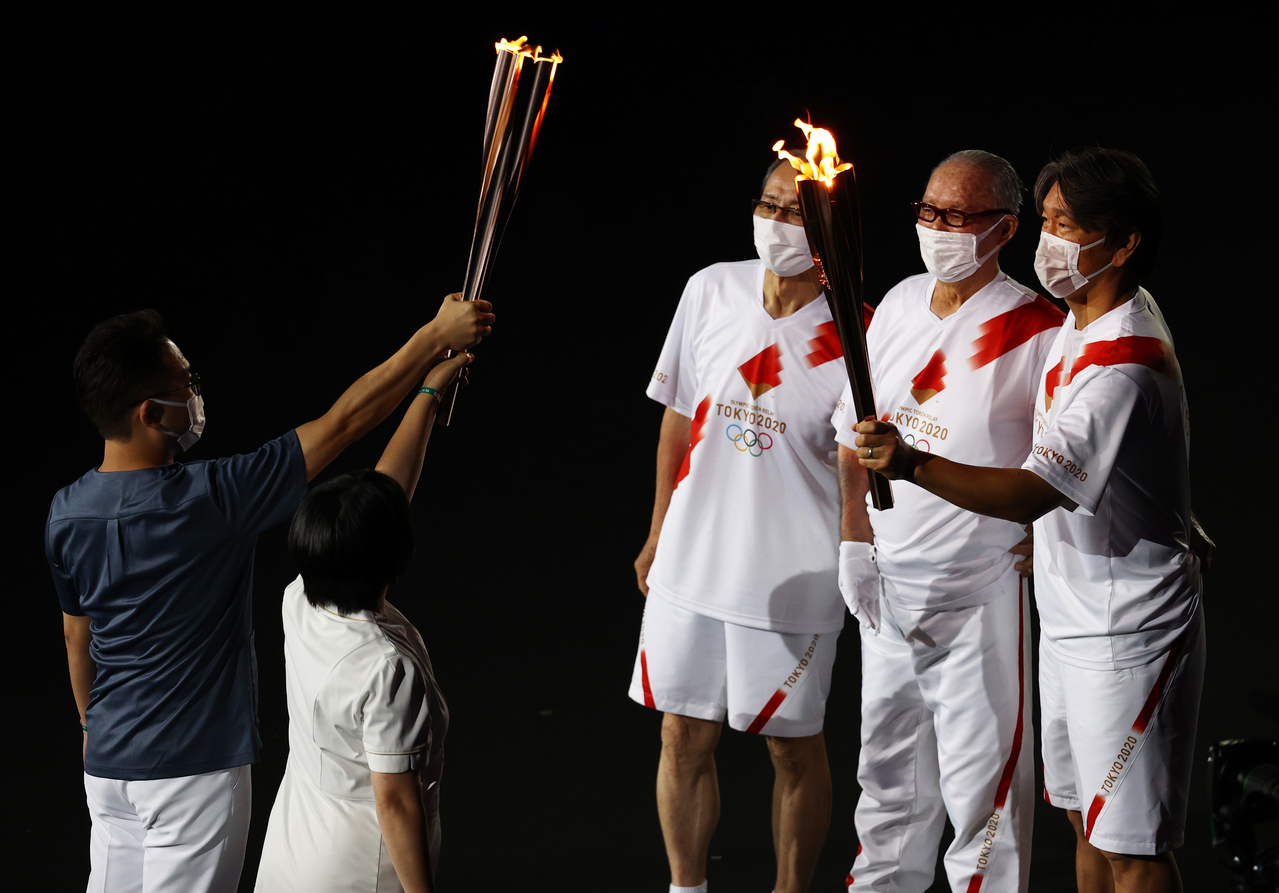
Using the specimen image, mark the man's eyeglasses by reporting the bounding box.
[751,199,804,225]
[912,202,1013,228]
[134,371,201,405]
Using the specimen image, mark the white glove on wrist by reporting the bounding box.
[838,540,881,633]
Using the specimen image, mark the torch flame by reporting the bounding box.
[773,119,851,187]
[495,36,564,66]
[496,36,533,57]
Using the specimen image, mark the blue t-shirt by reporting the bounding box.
[46,431,307,780]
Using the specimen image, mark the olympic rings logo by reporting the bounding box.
[726,424,773,457]
[903,433,931,453]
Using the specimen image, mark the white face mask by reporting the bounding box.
[150,394,205,451]
[915,216,1005,283]
[1034,231,1113,299]
[753,215,814,277]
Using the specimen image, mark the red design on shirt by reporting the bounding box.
[1043,336,1176,410]
[805,321,843,368]
[910,349,947,404]
[739,344,784,399]
[804,304,876,369]
[674,395,712,488]
[969,296,1065,370]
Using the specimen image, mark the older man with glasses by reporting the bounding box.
[830,150,1064,892]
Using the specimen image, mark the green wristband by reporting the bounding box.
[80,722,87,732]
[419,386,440,402]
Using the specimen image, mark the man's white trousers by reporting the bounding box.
[84,764,251,893]
[848,569,1033,893]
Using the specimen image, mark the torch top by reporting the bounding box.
[773,119,850,188]
[495,36,563,64]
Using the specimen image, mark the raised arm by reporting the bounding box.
[634,407,692,596]
[374,352,473,501]
[295,294,494,482]
[63,613,94,760]
[853,417,1072,525]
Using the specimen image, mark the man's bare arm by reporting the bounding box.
[634,407,692,596]
[837,444,874,543]
[372,769,434,893]
[63,613,94,759]
[295,294,494,482]
[855,418,1072,525]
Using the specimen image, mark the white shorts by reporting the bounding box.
[1039,606,1205,855]
[84,764,252,893]
[628,591,840,737]
[848,567,1033,893]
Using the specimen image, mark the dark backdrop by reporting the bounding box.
[12,11,1274,892]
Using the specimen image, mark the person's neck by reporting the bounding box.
[762,266,823,320]
[930,261,1001,320]
[99,437,177,472]
[1066,270,1139,330]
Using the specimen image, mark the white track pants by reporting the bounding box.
[84,765,251,893]
[847,569,1033,893]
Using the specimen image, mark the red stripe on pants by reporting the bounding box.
[1085,794,1105,840]
[963,580,1026,892]
[745,689,787,734]
[1085,625,1190,838]
[1132,638,1184,734]
[640,649,655,709]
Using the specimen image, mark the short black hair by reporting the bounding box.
[288,469,415,615]
[74,310,173,440]
[1034,148,1163,282]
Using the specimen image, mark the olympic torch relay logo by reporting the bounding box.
[739,344,783,399]
[910,349,948,404]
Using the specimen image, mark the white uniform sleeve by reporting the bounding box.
[831,381,857,450]
[1022,367,1143,516]
[361,653,430,774]
[645,279,699,417]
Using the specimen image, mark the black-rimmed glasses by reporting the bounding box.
[751,199,805,225]
[912,201,1013,228]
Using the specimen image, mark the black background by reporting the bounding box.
[12,10,1275,892]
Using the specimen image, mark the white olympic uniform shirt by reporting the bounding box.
[256,576,446,892]
[645,259,850,633]
[1024,288,1201,670]
[832,272,1064,608]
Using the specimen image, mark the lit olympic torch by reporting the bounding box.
[775,120,893,509]
[440,36,563,425]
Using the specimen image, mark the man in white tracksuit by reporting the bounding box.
[834,150,1063,892]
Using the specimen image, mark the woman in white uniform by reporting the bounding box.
[256,349,473,893]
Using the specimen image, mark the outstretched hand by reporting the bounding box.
[434,293,495,351]
[854,417,916,481]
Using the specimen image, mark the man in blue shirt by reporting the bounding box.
[48,294,493,893]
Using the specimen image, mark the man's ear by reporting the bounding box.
[140,399,166,431]
[998,214,1019,247]
[1112,229,1141,268]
